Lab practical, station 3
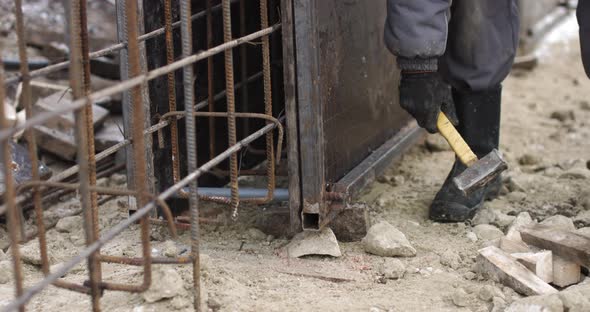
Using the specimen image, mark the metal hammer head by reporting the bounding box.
[453,149,508,195]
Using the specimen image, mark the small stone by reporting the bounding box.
[377,258,406,280]
[0,261,11,284]
[580,100,590,111]
[109,173,126,186]
[452,288,471,307]
[491,296,507,312]
[162,240,178,258]
[540,215,576,231]
[0,227,9,250]
[505,294,564,312]
[247,228,267,241]
[142,267,186,303]
[506,212,535,241]
[207,297,222,311]
[464,271,477,280]
[286,227,341,258]
[505,177,526,193]
[466,232,478,243]
[574,211,590,227]
[559,168,589,180]
[506,191,527,202]
[473,206,496,225]
[518,154,541,166]
[391,175,405,186]
[362,221,416,257]
[479,285,505,302]
[440,250,462,270]
[15,239,55,266]
[170,296,190,309]
[550,110,575,122]
[0,249,5,262]
[473,224,504,241]
[494,212,516,230]
[55,215,83,233]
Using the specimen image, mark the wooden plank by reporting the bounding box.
[521,224,590,268]
[476,246,558,296]
[512,251,553,283]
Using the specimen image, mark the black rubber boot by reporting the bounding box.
[429,86,503,222]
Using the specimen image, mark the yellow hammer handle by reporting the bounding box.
[436,112,478,166]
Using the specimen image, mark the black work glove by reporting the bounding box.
[399,71,459,133]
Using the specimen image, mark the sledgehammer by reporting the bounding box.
[437,112,508,195]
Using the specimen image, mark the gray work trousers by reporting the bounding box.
[384,0,520,91]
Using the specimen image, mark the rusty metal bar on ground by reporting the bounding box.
[0,24,281,142]
[1,117,280,312]
[2,0,244,87]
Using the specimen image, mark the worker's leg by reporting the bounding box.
[430,0,519,222]
[384,0,452,70]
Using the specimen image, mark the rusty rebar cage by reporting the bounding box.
[0,0,283,310]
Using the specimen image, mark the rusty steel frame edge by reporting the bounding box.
[291,0,419,231]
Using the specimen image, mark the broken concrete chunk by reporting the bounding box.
[286,227,341,258]
[505,294,564,312]
[362,221,416,257]
[552,256,581,288]
[511,251,553,283]
[506,212,535,241]
[540,215,576,231]
[500,237,531,254]
[14,239,55,266]
[33,125,77,161]
[55,215,83,233]
[478,284,505,302]
[476,246,557,296]
[521,224,590,268]
[142,267,186,303]
[451,288,472,307]
[473,224,504,241]
[329,203,368,242]
[35,92,109,132]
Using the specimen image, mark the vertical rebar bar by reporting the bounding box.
[15,0,50,278]
[0,56,25,312]
[79,0,103,285]
[206,0,216,161]
[164,0,181,185]
[260,0,275,201]
[125,0,152,293]
[222,0,240,219]
[68,0,102,310]
[239,0,250,136]
[179,0,201,310]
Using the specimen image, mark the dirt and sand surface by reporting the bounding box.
[1,12,590,312]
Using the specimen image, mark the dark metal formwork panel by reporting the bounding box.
[294,0,416,229]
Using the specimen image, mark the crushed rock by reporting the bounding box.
[162,240,178,258]
[55,215,83,233]
[362,221,416,257]
[286,227,341,258]
[451,287,472,307]
[574,210,590,227]
[142,267,186,303]
[377,258,406,280]
[472,224,504,241]
[0,261,11,284]
[440,250,462,270]
[478,285,505,302]
[247,228,267,241]
[540,215,576,231]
